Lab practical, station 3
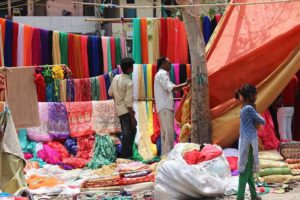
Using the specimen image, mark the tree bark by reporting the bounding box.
[176,0,211,144]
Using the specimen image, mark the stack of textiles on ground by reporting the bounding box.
[280,142,300,182]
[81,159,157,192]
[18,100,121,170]
[0,18,126,78]
[257,150,294,183]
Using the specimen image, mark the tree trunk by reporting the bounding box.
[176,0,211,144]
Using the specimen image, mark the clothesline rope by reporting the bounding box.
[73,0,300,9]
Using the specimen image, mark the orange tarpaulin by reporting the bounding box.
[207,0,300,109]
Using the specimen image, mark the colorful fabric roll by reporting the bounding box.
[133,18,142,64]
[102,37,108,73]
[81,36,89,78]
[4,20,13,67]
[32,28,41,65]
[87,36,94,77]
[140,18,149,64]
[59,32,68,65]
[40,29,49,65]
[23,25,33,66]
[98,36,104,75]
[12,22,18,66]
[52,31,61,64]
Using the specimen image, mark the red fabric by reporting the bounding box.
[24,153,33,160]
[62,158,89,169]
[166,18,176,62]
[151,105,160,144]
[64,102,94,137]
[159,18,168,57]
[74,35,83,78]
[98,76,107,100]
[183,144,222,165]
[281,75,298,105]
[34,73,46,102]
[120,173,155,185]
[23,25,34,66]
[74,79,82,101]
[81,35,90,78]
[177,21,189,64]
[81,78,92,101]
[68,34,76,78]
[31,28,41,65]
[47,141,70,159]
[226,156,238,171]
[76,135,95,160]
[110,37,116,69]
[140,18,149,64]
[215,14,222,23]
[12,22,18,66]
[257,110,280,150]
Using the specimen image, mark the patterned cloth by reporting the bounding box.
[238,105,265,173]
[64,102,94,137]
[48,103,70,139]
[120,173,155,185]
[91,100,121,134]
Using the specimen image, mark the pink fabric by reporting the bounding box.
[24,153,33,160]
[81,36,89,78]
[102,37,108,74]
[121,37,126,58]
[258,110,280,150]
[174,101,181,144]
[37,144,62,164]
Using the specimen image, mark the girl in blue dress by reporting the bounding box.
[235,84,265,200]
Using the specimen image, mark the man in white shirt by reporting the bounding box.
[154,57,190,155]
[108,58,137,158]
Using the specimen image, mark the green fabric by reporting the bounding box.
[237,147,258,200]
[53,79,61,102]
[107,37,112,72]
[91,77,100,100]
[170,64,175,83]
[115,37,122,65]
[1,153,27,194]
[132,143,160,164]
[59,32,68,65]
[258,167,291,177]
[133,18,142,64]
[87,135,117,170]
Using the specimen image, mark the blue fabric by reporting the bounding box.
[66,79,74,102]
[156,136,161,156]
[40,29,49,65]
[64,138,78,156]
[238,105,265,173]
[46,82,54,102]
[104,73,111,99]
[91,36,101,77]
[202,16,212,45]
[4,20,13,67]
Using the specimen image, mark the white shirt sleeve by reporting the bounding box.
[157,73,175,93]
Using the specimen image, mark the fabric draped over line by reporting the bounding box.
[133,18,142,64]
[12,22,18,66]
[4,20,13,67]
[52,31,61,65]
[140,18,149,64]
[32,28,41,65]
[59,32,68,66]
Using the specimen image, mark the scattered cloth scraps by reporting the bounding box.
[62,158,89,169]
[26,175,63,190]
[64,138,78,156]
[46,141,70,159]
[37,144,62,165]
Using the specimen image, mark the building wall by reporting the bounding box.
[13,16,96,34]
[46,0,83,16]
[119,0,161,18]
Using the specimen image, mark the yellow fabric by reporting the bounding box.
[212,46,300,147]
[146,101,157,155]
[60,79,67,102]
[1,152,27,194]
[138,65,146,100]
[152,19,160,64]
[179,91,191,142]
[147,64,153,99]
[52,31,61,64]
[147,19,154,64]
[180,123,191,143]
[137,102,154,161]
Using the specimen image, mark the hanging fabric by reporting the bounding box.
[146,101,157,155]
[179,64,187,84]
[102,37,108,73]
[138,64,146,100]
[146,64,153,99]
[143,64,148,98]
[147,19,154,64]
[203,16,212,44]
[115,37,122,66]
[152,64,157,97]
[48,102,70,139]
[121,37,126,58]
[73,35,83,78]
[12,22,18,66]
[67,34,76,77]
[140,18,149,64]
[59,32,68,65]
[32,28,41,65]
[174,64,180,98]
[104,73,111,99]
[88,36,100,77]
[98,75,107,100]
[159,18,168,57]
[177,21,189,64]
[40,29,49,65]
[132,64,139,100]
[215,13,222,23]
[66,79,74,102]
[98,36,104,75]
[173,18,179,63]
[0,19,6,66]
[169,64,175,83]
[186,64,191,79]
[107,37,112,73]
[91,77,100,100]
[81,78,92,101]
[74,79,82,101]
[60,79,67,102]
[152,19,160,64]
[166,18,176,63]
[133,18,142,64]
[23,25,33,66]
[4,20,13,67]
[110,37,116,69]
[52,31,61,65]
[48,30,53,64]
[81,35,89,78]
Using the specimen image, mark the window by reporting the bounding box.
[126,0,135,3]
[124,8,136,18]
